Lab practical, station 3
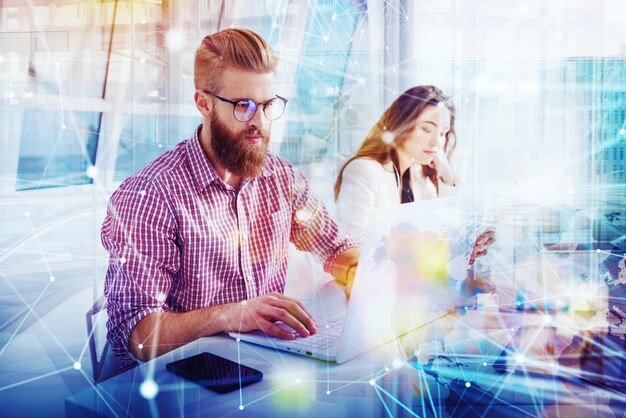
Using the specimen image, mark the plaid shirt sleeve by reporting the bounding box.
[289,165,358,273]
[101,176,180,370]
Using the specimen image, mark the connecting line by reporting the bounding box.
[147,398,160,418]
[0,275,53,358]
[78,369,125,418]
[414,363,428,418]
[373,384,395,418]
[327,374,379,393]
[237,339,243,408]
[240,382,295,408]
[417,367,438,418]
[375,384,422,418]
[478,373,540,418]
[0,365,74,393]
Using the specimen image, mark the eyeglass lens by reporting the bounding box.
[233,98,285,122]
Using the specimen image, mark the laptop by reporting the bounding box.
[230,196,494,363]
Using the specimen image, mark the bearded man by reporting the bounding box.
[101,28,360,371]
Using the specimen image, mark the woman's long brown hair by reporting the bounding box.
[333,85,457,201]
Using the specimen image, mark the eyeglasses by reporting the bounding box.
[204,91,288,122]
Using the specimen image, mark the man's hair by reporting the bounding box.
[194,28,277,94]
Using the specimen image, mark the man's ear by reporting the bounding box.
[194,90,212,117]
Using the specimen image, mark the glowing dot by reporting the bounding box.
[482,362,487,366]
[295,207,314,224]
[515,353,525,364]
[138,344,144,349]
[325,324,330,329]
[229,24,235,29]
[140,379,159,399]
[331,14,337,21]
[323,35,329,42]
[24,211,30,217]
[236,338,240,343]
[511,328,515,332]
[241,300,247,305]
[326,390,331,395]
[392,358,403,369]
[73,362,81,370]
[120,257,127,264]
[86,165,97,179]
[596,249,601,254]
[465,98,470,102]
[516,300,522,306]
[156,292,167,303]
[381,131,395,144]
[158,144,163,148]
[140,190,146,197]
[61,124,67,130]
[369,379,375,385]
[465,381,471,388]
[385,46,388,50]
[141,19,146,24]
[358,77,365,85]
[437,101,444,108]
[50,276,56,282]
[295,378,301,384]
[384,367,389,372]
[166,30,184,51]
[361,29,365,34]
[405,16,409,21]
[543,315,552,324]
[139,57,146,64]
[239,405,244,410]
[550,362,555,368]
[272,22,278,29]
[619,129,625,135]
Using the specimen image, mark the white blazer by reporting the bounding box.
[335,157,437,244]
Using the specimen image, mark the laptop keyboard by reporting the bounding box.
[288,316,344,350]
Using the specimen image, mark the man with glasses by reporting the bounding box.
[101,28,360,370]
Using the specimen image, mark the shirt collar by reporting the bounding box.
[186,124,274,194]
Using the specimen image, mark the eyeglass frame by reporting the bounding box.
[203,90,288,122]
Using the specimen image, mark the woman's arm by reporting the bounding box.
[336,159,382,244]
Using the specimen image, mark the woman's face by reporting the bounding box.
[399,104,451,165]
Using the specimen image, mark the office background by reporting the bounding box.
[0,0,625,416]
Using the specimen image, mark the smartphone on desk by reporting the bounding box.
[166,352,263,394]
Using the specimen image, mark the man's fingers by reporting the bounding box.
[261,305,311,337]
[258,319,295,340]
[266,295,317,334]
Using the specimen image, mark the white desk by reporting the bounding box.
[65,302,626,418]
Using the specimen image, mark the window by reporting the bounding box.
[16,109,99,191]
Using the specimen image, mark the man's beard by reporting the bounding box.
[209,113,270,178]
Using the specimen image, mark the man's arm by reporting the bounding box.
[129,292,318,361]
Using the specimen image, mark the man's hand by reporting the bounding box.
[222,292,317,340]
[344,264,357,299]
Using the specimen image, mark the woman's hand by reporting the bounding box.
[469,230,496,265]
[428,149,455,186]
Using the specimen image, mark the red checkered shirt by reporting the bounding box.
[102,126,356,370]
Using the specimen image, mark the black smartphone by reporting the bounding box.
[166,352,263,394]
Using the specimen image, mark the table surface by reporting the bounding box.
[65,279,626,418]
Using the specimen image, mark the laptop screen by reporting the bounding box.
[337,196,494,362]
